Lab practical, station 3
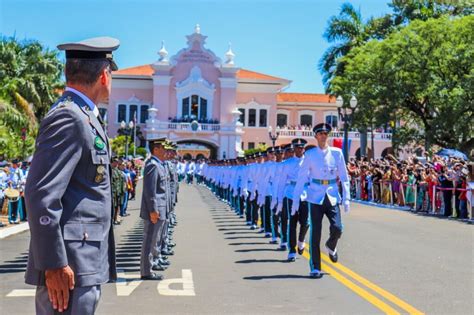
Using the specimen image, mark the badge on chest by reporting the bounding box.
[95,165,106,183]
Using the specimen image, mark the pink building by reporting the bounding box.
[105,25,392,159]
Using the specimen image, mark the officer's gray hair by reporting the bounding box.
[65,59,110,86]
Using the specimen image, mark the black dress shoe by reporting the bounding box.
[161,250,174,256]
[325,242,338,263]
[141,273,164,280]
[297,247,305,255]
[159,259,170,266]
[287,256,296,262]
[167,242,176,248]
[152,264,167,271]
[309,271,323,279]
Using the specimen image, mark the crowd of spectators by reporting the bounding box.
[169,116,220,124]
[347,154,472,219]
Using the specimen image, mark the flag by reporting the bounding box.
[333,138,351,156]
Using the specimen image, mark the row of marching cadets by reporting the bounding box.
[140,138,179,280]
[202,123,351,278]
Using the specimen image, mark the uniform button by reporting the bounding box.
[83,232,89,240]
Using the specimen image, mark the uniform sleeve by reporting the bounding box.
[143,162,160,214]
[292,155,310,211]
[337,151,350,205]
[25,109,84,270]
[275,163,288,212]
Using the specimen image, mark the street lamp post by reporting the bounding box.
[120,120,134,158]
[268,126,280,148]
[336,95,357,162]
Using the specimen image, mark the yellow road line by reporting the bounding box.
[254,219,401,314]
[300,250,401,315]
[318,251,424,314]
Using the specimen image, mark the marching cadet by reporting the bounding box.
[25,37,119,314]
[140,138,169,279]
[292,123,350,278]
[255,148,277,239]
[274,139,309,262]
[269,146,286,248]
[245,153,262,230]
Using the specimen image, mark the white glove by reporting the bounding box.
[344,204,350,213]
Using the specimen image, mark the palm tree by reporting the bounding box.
[0,37,63,159]
[319,3,392,93]
[0,37,64,121]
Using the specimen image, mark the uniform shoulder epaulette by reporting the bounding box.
[56,96,76,109]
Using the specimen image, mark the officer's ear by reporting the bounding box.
[99,66,111,86]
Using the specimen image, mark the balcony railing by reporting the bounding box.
[278,130,392,141]
[152,122,221,132]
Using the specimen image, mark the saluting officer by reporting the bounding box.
[292,123,350,278]
[25,37,120,314]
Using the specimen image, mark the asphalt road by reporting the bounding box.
[0,181,472,314]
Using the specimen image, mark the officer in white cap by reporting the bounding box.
[292,123,350,278]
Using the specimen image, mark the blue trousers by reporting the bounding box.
[308,195,343,272]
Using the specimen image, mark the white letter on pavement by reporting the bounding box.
[157,269,195,296]
[115,270,143,296]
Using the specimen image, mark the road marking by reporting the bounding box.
[6,289,36,297]
[319,252,424,314]
[301,250,400,314]
[158,269,195,296]
[254,217,423,314]
[116,270,143,296]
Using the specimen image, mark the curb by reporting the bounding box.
[352,200,473,223]
[0,222,29,239]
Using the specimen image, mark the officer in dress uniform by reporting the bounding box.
[140,138,169,280]
[292,123,350,278]
[274,139,310,261]
[24,37,119,314]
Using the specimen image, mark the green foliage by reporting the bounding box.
[331,16,474,156]
[321,1,472,93]
[109,135,147,157]
[136,147,147,157]
[243,143,268,156]
[0,37,64,121]
[0,37,63,159]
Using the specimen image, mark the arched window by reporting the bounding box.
[118,104,126,123]
[325,115,338,128]
[300,114,312,127]
[238,108,245,126]
[277,113,287,128]
[182,95,208,120]
[248,109,256,127]
[140,105,149,123]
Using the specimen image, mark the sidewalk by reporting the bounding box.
[0,221,29,239]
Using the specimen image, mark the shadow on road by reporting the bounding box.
[243,274,328,280]
[0,252,28,274]
[235,259,287,264]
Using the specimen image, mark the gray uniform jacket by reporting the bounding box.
[140,156,168,221]
[24,91,116,288]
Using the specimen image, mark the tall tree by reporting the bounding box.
[331,16,474,156]
[389,0,474,25]
[319,3,393,93]
[0,37,64,122]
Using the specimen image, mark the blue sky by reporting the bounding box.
[1,0,392,93]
